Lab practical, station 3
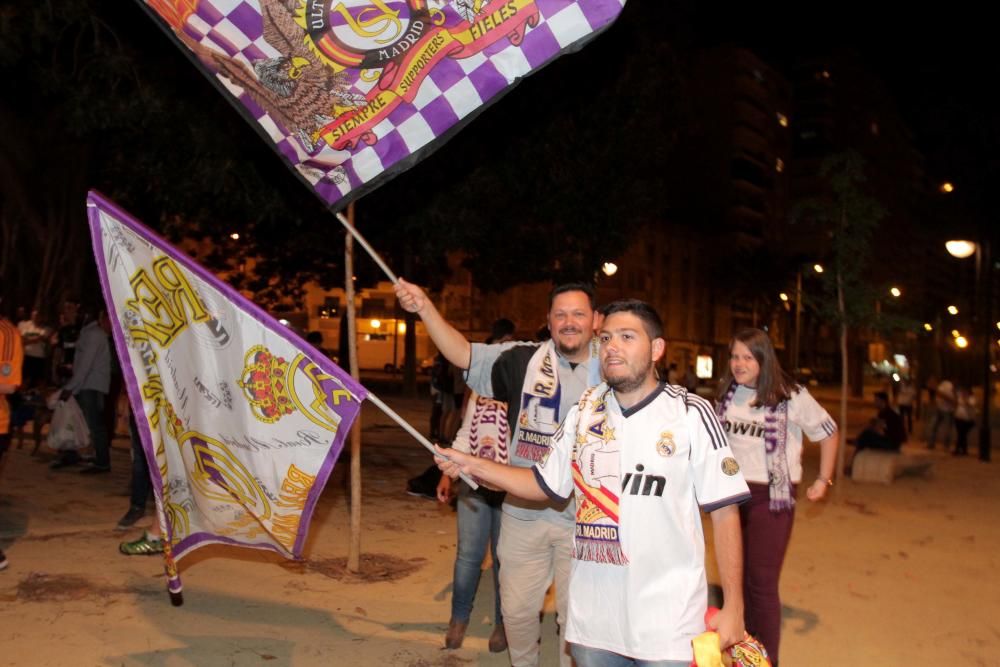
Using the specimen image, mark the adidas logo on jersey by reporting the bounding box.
[621,464,666,497]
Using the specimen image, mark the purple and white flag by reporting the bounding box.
[140,0,627,210]
[88,190,367,593]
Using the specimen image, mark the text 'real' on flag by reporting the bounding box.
[88,191,367,572]
[138,0,627,211]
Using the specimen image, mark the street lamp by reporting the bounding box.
[601,262,618,277]
[946,238,993,462]
[889,286,902,298]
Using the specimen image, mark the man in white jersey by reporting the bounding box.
[435,299,750,666]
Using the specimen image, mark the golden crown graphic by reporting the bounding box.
[238,345,295,423]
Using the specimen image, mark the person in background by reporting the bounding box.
[16,309,51,389]
[896,378,916,435]
[715,328,838,665]
[436,318,515,653]
[927,378,956,450]
[0,312,25,571]
[952,386,976,457]
[56,310,112,473]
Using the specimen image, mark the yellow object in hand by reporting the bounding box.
[691,631,724,667]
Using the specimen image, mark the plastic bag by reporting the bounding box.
[46,393,91,451]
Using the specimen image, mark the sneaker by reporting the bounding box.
[119,532,164,556]
[0,549,7,571]
[116,506,145,531]
[80,464,111,474]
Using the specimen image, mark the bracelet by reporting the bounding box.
[816,477,833,487]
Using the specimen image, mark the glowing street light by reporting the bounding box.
[370,319,381,329]
[813,264,824,274]
[230,232,240,240]
[946,240,976,259]
[923,323,933,332]
[940,182,955,193]
[947,305,959,315]
[955,336,969,349]
[601,262,618,277]
[779,293,789,302]
[889,286,901,298]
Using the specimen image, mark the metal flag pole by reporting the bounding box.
[366,391,479,490]
[335,211,398,283]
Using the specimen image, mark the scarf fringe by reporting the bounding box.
[575,537,629,565]
[515,442,549,462]
[768,497,795,512]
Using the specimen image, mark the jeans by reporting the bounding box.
[927,409,955,449]
[740,483,796,666]
[76,390,109,468]
[498,512,574,667]
[128,415,152,510]
[570,644,689,667]
[451,483,503,625]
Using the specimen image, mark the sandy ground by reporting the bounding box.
[1,387,998,666]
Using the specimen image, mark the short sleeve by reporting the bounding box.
[532,404,579,503]
[685,393,751,512]
[465,341,520,398]
[788,388,838,442]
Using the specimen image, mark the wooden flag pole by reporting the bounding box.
[345,203,363,574]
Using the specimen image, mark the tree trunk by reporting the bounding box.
[836,270,849,488]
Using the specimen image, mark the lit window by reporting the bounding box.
[776,112,789,127]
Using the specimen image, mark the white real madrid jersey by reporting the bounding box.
[535,383,750,661]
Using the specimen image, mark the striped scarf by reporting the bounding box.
[717,382,794,512]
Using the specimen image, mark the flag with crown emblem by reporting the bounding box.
[87,190,367,594]
[139,0,627,211]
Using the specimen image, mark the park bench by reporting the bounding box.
[850,446,934,484]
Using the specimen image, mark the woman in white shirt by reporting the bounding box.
[715,328,838,665]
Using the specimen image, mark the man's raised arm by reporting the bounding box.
[395,278,472,370]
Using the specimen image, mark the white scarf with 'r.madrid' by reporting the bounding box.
[514,338,600,463]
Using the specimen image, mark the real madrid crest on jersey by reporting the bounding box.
[721,457,741,476]
[656,431,675,457]
[1,363,10,377]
